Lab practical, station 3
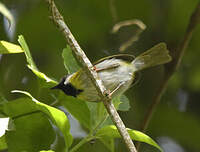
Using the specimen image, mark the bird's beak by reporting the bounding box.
[51,84,60,90]
[51,77,65,90]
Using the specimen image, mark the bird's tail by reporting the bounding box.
[131,42,172,71]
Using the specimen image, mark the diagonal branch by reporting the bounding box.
[45,0,137,152]
[137,2,200,150]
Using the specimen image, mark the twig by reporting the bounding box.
[69,134,94,152]
[70,114,109,152]
[112,19,146,33]
[45,0,137,152]
[112,19,146,52]
[137,2,200,151]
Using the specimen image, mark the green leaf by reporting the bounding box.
[27,65,57,88]
[99,137,114,152]
[18,35,57,88]
[6,112,55,152]
[11,90,73,148]
[86,95,131,130]
[96,102,107,123]
[40,150,55,152]
[2,98,54,151]
[0,135,7,150]
[0,41,23,54]
[60,93,91,130]
[112,95,131,111]
[96,125,163,152]
[62,45,80,74]
[18,35,37,70]
[2,98,37,118]
[0,2,14,29]
[112,96,121,110]
[118,95,131,111]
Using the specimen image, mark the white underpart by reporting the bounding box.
[97,59,134,94]
[74,58,135,101]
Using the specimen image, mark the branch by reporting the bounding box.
[137,2,200,150]
[111,19,146,52]
[45,0,137,152]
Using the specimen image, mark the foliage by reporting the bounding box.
[0,1,200,152]
[0,36,162,152]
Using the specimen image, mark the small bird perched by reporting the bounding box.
[52,43,171,102]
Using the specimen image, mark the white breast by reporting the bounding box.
[97,59,135,97]
[74,58,135,102]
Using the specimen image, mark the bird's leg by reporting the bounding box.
[108,81,125,98]
[93,63,120,72]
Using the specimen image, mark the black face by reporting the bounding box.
[51,78,83,97]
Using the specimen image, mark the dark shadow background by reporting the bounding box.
[0,0,200,152]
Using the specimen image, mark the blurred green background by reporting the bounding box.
[0,0,200,152]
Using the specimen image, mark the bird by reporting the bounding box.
[51,43,171,102]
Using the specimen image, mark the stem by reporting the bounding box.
[69,135,94,152]
[103,100,137,151]
[70,114,108,152]
[137,2,200,151]
[93,114,109,134]
[45,1,137,152]
[111,19,146,52]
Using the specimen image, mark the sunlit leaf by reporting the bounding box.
[0,41,23,54]
[11,90,73,148]
[18,35,57,88]
[40,150,55,152]
[96,125,163,152]
[0,2,14,29]
[62,45,80,74]
[18,35,37,70]
[27,65,57,88]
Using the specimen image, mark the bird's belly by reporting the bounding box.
[76,61,134,102]
[98,65,134,98]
